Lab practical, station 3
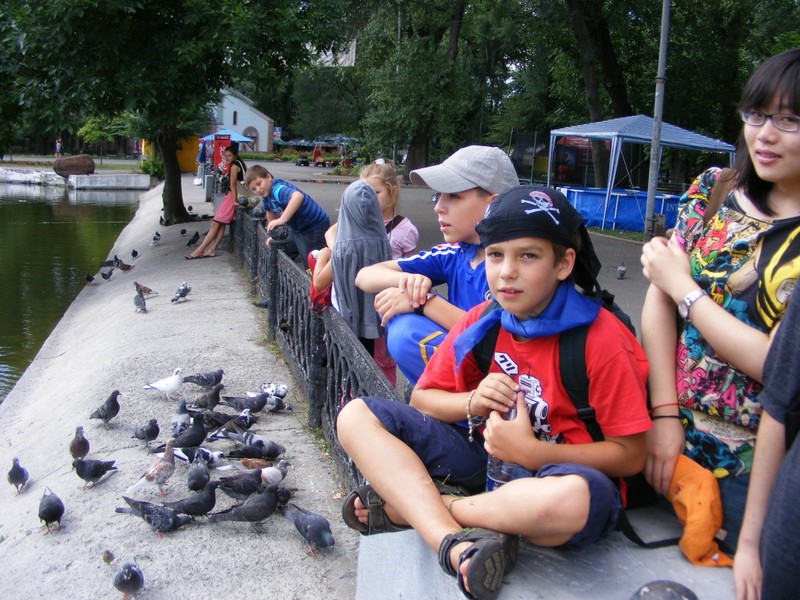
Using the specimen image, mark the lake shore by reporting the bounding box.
[0,175,359,599]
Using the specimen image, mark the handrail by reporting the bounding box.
[231,208,402,490]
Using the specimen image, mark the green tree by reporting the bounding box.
[6,0,348,223]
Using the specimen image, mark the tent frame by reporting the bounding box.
[546,115,735,229]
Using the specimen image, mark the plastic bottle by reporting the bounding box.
[485,402,534,491]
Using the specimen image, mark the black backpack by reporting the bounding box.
[471,295,678,548]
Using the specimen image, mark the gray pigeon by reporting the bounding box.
[132,419,160,448]
[187,452,211,492]
[113,562,144,599]
[115,496,192,535]
[186,230,200,246]
[183,369,224,389]
[217,468,263,502]
[171,399,190,436]
[260,460,291,487]
[90,390,121,428]
[617,261,627,280]
[101,268,114,282]
[151,231,161,245]
[143,368,182,400]
[260,382,288,398]
[208,484,280,527]
[265,395,293,413]
[171,418,207,449]
[38,487,65,533]
[162,481,219,516]
[171,281,191,303]
[227,439,285,460]
[69,425,90,459]
[133,290,147,313]
[8,457,29,494]
[220,392,269,414]
[280,502,335,554]
[190,383,224,411]
[73,458,117,489]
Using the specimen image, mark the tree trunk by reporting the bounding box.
[155,129,191,225]
[402,1,466,183]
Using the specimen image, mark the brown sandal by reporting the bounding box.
[341,484,410,536]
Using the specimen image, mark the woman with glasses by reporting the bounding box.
[640,48,800,568]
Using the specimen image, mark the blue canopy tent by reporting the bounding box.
[546,115,736,230]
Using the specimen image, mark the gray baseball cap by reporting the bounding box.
[409,145,520,195]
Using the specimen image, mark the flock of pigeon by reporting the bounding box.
[7,368,335,599]
[84,233,195,313]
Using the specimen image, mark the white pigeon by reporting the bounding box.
[143,368,183,400]
[260,459,292,486]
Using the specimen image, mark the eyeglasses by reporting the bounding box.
[431,192,441,204]
[740,110,800,132]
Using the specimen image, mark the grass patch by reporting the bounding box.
[588,226,645,243]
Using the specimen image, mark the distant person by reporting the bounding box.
[55,138,63,159]
[312,145,321,165]
[556,153,571,182]
[186,144,245,259]
[355,145,519,385]
[245,164,330,269]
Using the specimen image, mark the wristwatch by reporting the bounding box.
[414,290,438,316]
[678,289,706,320]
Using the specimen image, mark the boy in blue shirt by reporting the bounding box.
[245,165,330,269]
[355,146,519,384]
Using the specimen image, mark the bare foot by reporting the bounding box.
[352,495,408,527]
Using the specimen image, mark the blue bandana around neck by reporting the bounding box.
[453,281,601,367]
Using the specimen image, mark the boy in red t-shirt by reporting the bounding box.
[337,186,651,600]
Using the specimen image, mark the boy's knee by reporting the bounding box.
[336,397,371,443]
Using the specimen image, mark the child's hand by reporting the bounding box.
[374,287,414,325]
[397,273,432,307]
[266,218,286,231]
[470,373,517,417]
[641,237,693,302]
[483,392,531,462]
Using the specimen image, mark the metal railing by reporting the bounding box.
[231,209,402,490]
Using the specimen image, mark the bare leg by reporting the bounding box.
[187,222,222,257]
[201,224,227,256]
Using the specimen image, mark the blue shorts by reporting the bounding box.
[536,463,621,547]
[384,314,447,384]
[362,396,488,490]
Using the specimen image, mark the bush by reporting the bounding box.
[138,155,164,179]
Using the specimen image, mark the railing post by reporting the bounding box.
[308,308,327,429]
[266,225,290,337]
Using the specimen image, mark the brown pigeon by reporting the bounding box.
[126,439,175,496]
[69,426,90,459]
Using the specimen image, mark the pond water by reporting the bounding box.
[0,183,138,402]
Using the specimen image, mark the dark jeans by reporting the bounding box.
[288,221,330,270]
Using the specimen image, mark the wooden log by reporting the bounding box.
[53,154,95,177]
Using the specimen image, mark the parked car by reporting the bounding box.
[295,154,310,167]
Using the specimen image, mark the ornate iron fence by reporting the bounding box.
[230,208,402,490]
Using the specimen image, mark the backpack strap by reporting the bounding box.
[558,324,603,442]
[704,167,734,227]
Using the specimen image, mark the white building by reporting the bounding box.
[212,88,274,153]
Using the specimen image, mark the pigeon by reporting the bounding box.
[280,502,335,554]
[260,382,289,398]
[206,409,256,439]
[131,249,139,260]
[265,395,293,414]
[180,228,187,236]
[69,425,90,459]
[183,369,224,390]
[217,468,263,502]
[162,481,219,516]
[189,383,224,411]
[115,496,192,535]
[102,549,115,565]
[227,458,272,471]
[134,281,156,296]
[227,439,285,460]
[100,258,116,268]
[113,562,144,599]
[171,281,191,303]
[213,427,270,448]
[90,390,121,428]
[617,261,627,280]
[115,256,133,271]
[101,268,114,282]
[260,460,292,487]
[132,418,160,448]
[186,231,200,246]
[151,231,161,245]
[127,439,176,496]
[171,399,190,436]
[133,290,147,313]
[208,484,280,527]
[220,393,269,414]
[38,487,65,533]
[187,452,211,492]
[86,273,95,284]
[73,458,117,489]
[630,580,699,599]
[172,418,207,449]
[8,457,30,494]
[144,368,182,400]
[171,447,224,466]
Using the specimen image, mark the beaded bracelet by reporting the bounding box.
[466,390,477,442]
[651,415,681,421]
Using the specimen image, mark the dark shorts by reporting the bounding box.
[536,463,622,547]
[362,396,488,490]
